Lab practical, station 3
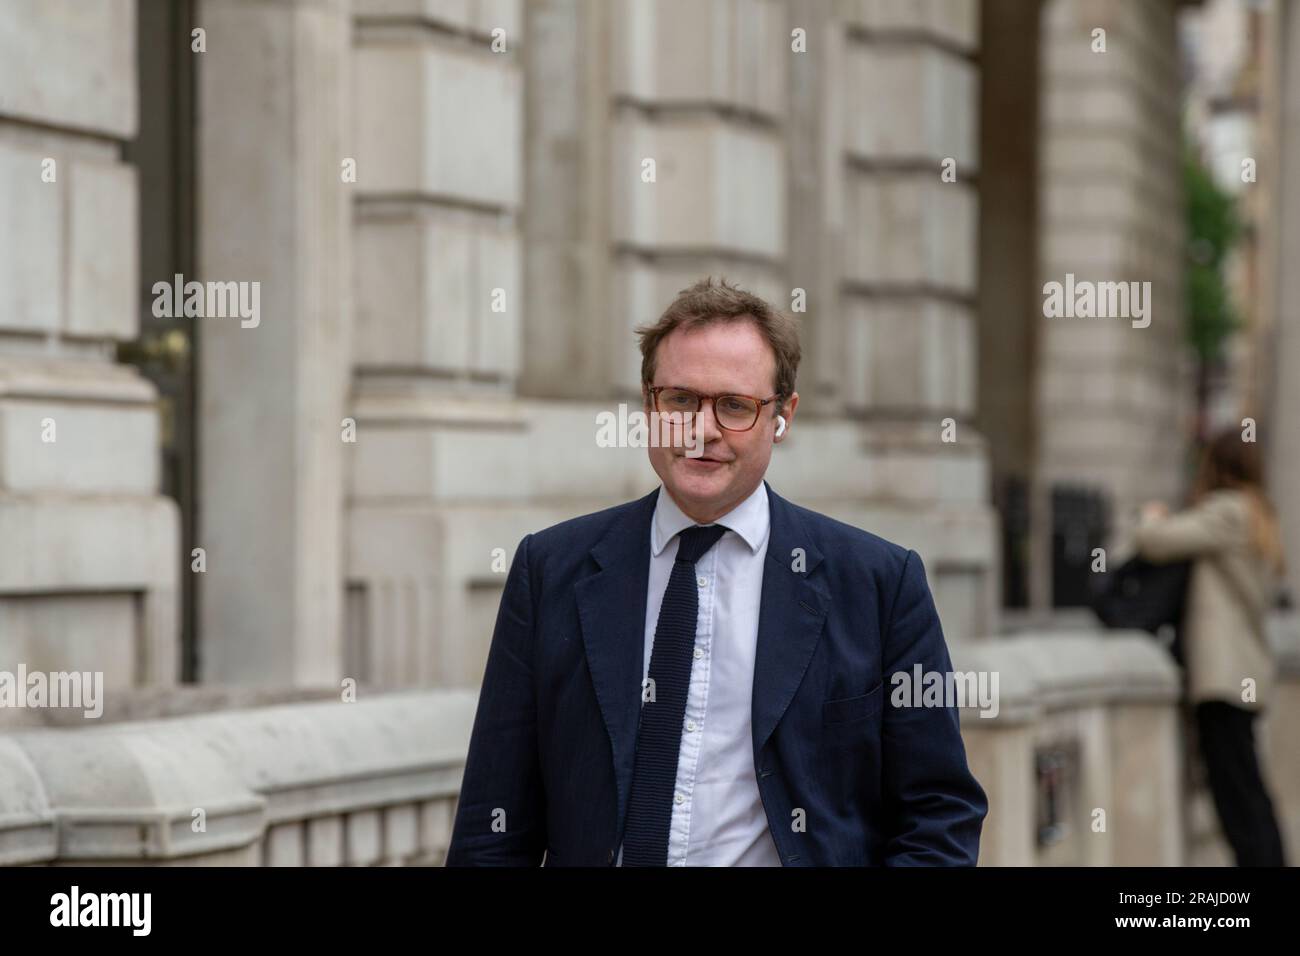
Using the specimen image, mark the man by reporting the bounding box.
[446,277,988,866]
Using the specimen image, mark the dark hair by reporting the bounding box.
[1195,428,1284,572]
[1198,429,1265,491]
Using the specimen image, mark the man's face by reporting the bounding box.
[643,318,797,525]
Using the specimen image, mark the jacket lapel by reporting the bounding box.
[575,487,657,836]
[751,481,829,757]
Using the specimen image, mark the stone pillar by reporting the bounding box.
[348,0,525,688]
[1035,0,1191,562]
[519,0,613,400]
[196,0,352,685]
[786,0,842,416]
[796,0,996,641]
[0,0,179,721]
[1267,0,1300,604]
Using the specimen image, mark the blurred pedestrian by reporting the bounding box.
[1136,429,1287,866]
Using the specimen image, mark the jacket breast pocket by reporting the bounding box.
[822,681,884,725]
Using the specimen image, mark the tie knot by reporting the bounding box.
[674,524,727,564]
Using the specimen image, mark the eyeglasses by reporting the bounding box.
[648,385,780,432]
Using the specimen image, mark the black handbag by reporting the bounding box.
[1088,555,1192,663]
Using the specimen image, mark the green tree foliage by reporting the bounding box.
[1184,147,1241,362]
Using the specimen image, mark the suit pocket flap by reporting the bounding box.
[823,681,884,724]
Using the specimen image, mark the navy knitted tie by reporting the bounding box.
[621,523,729,866]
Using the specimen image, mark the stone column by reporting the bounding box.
[348,0,525,688]
[519,0,613,400]
[1267,0,1300,604]
[1035,0,1192,564]
[0,0,179,721]
[803,0,997,641]
[196,0,352,685]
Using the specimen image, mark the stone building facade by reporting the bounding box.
[1,0,1298,867]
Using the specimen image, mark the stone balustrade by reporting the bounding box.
[0,690,476,866]
[8,625,1296,867]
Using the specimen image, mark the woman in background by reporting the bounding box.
[1136,429,1287,867]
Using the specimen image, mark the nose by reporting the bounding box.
[690,398,725,448]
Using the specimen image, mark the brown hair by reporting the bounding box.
[634,276,802,415]
[1193,428,1285,573]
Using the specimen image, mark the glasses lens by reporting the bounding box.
[657,387,697,424]
[716,395,759,430]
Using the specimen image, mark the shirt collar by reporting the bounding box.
[651,481,770,557]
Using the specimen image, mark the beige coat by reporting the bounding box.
[1134,489,1279,711]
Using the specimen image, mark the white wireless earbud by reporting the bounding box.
[775,415,787,438]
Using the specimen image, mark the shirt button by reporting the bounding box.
[693,648,703,660]
[674,792,685,805]
[697,575,707,587]
[686,720,697,732]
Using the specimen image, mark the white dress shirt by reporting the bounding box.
[617,481,782,866]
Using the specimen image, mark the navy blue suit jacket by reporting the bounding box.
[446,480,988,866]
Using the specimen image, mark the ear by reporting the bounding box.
[773,392,798,443]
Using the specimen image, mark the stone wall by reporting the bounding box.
[3,0,1297,869]
[960,632,1184,866]
[338,0,997,698]
[348,0,526,688]
[1266,0,1300,606]
[0,0,178,725]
